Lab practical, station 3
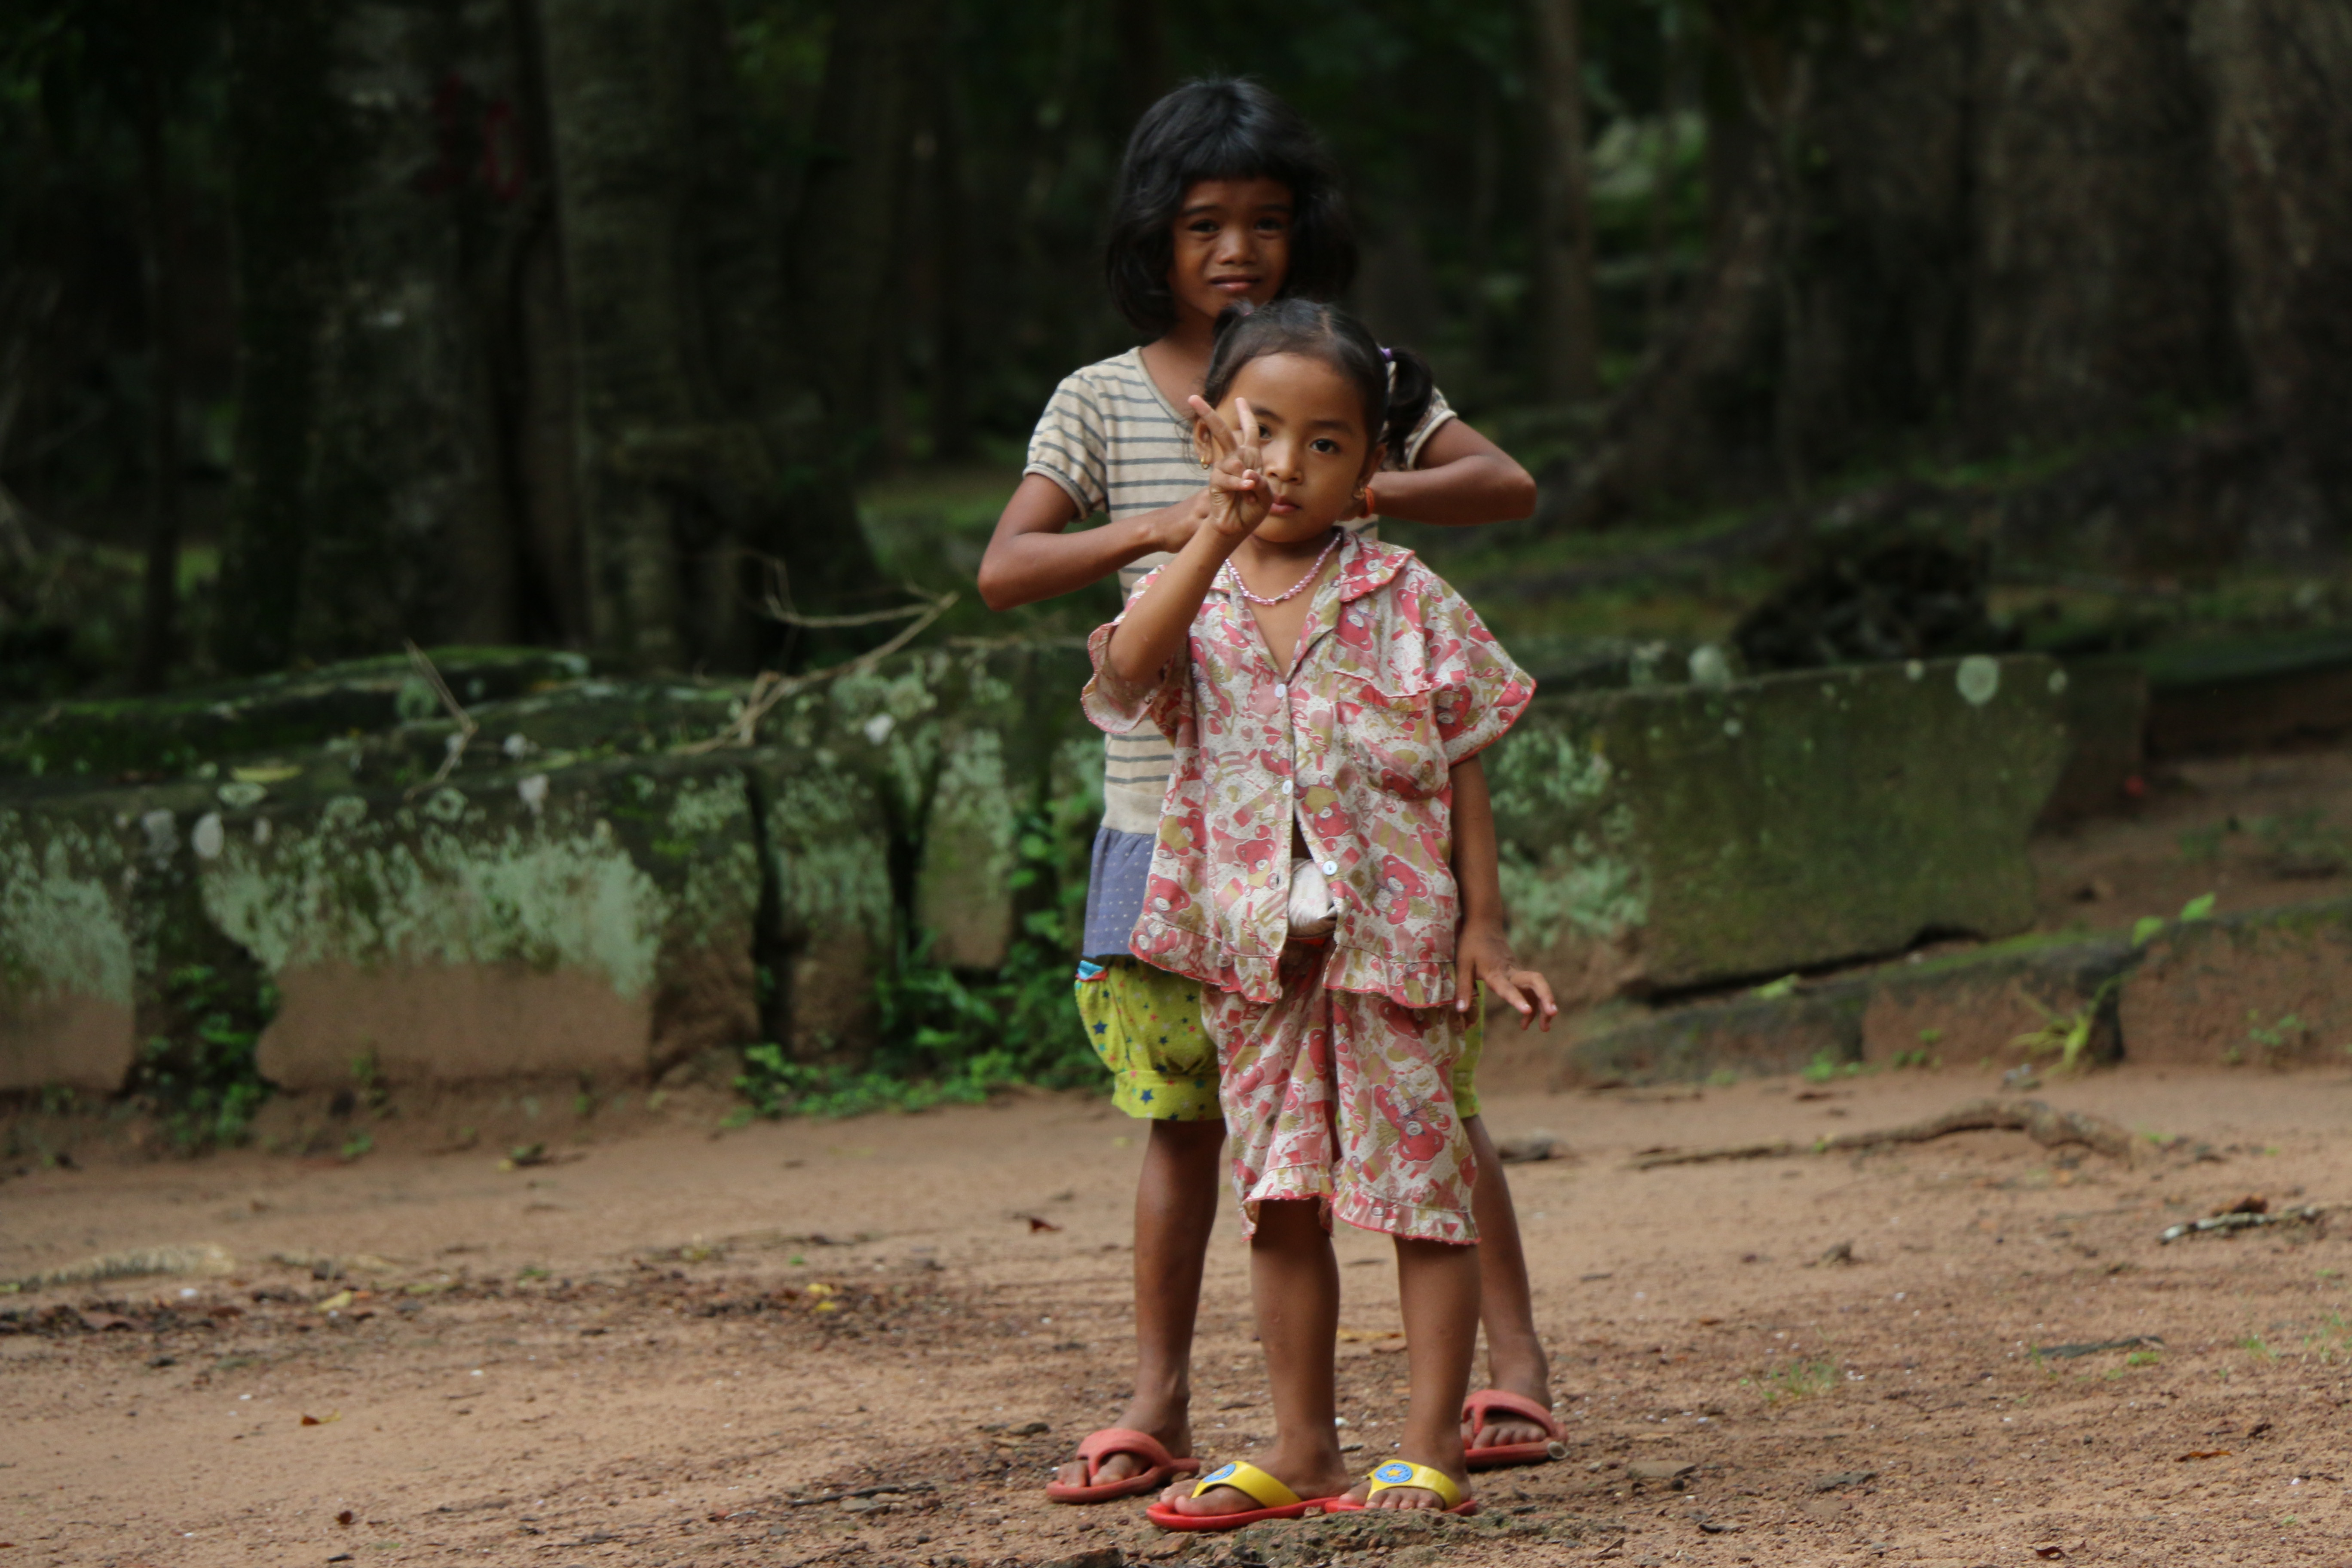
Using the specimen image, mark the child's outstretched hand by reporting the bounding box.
[1188,394,1271,539]
[1456,919,1558,1032]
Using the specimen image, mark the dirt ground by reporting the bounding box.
[8,1066,2352,1568]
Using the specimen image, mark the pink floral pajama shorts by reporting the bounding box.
[1202,943,1479,1246]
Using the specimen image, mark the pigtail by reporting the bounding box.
[1381,346,1436,453]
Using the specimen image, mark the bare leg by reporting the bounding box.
[1462,1114,1556,1451]
[1160,1198,1354,1517]
[1052,1118,1224,1491]
[1362,1235,1481,1510]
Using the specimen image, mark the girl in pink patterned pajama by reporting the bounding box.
[1084,299,1558,1529]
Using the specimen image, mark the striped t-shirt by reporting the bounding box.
[1024,346,1457,834]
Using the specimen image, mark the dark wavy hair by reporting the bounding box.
[1103,79,1357,336]
[1201,300,1436,455]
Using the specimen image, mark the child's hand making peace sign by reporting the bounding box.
[1188,394,1273,540]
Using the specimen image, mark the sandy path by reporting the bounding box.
[7,1066,2352,1566]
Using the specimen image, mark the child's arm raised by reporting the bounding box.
[1105,397,1267,684]
[978,478,1220,612]
[1354,419,1536,528]
[1449,755,1558,1032]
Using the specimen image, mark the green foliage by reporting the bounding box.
[2009,977,2119,1074]
[2134,891,2217,947]
[1800,1048,1862,1084]
[135,961,275,1150]
[1754,1357,1841,1403]
[735,794,1105,1121]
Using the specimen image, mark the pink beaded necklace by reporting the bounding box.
[1223,528,1342,607]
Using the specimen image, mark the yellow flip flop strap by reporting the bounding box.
[1191,1461,1303,1508]
[1364,1460,1464,1510]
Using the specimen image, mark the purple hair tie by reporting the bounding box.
[1380,347,1394,361]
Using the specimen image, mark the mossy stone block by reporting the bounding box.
[192,753,762,1089]
[0,800,140,1092]
[1486,654,2071,1000]
[767,641,1096,970]
[0,647,591,788]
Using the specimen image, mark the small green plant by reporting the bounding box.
[2245,1011,2308,1063]
[135,962,277,1151]
[517,1264,551,1282]
[1758,1357,1841,1403]
[2302,1312,2352,1365]
[1709,1068,1739,1088]
[2009,978,2119,1073]
[1800,1049,1865,1084]
[734,795,1106,1122]
[37,1083,76,1116]
[339,1131,374,1161]
[2135,892,2218,946]
[572,1073,596,1119]
[1917,1027,1945,1046]
[2175,822,2226,863]
[2125,1349,2162,1366]
[350,1047,388,1114]
[1888,1048,1939,1069]
[1753,973,1800,1001]
[2236,1334,2275,1362]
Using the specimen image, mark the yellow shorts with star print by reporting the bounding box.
[1075,956,1484,1122]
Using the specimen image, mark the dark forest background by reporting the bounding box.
[4,0,2350,696]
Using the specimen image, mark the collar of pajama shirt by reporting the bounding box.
[1081,536,1534,1009]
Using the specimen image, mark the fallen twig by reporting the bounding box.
[1629,1097,2138,1170]
[402,640,479,792]
[2033,1335,2163,1360]
[3,1243,233,1294]
[784,1482,936,1507]
[2158,1206,2324,1245]
[674,587,954,756]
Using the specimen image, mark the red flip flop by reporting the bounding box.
[1461,1389,1567,1470]
[1044,1427,1201,1504]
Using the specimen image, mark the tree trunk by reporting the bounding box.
[1785,0,1975,475]
[295,0,521,662]
[538,0,885,671]
[497,0,590,646]
[1964,0,2236,446]
[214,0,340,675]
[536,0,707,668]
[787,0,933,444]
[2189,0,2352,546]
[131,6,182,694]
[926,47,973,465]
[1527,0,1601,402]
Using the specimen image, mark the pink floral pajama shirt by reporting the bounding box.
[1081,538,1533,1243]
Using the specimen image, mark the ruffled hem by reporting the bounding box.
[1131,916,1457,1010]
[1237,1162,1335,1239]
[1333,1186,1478,1245]
[1234,1164,1476,1245]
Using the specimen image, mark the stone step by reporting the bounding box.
[1497,893,2352,1089]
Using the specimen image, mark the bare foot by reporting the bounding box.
[1050,1403,1191,1494]
[1155,1445,1353,1520]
